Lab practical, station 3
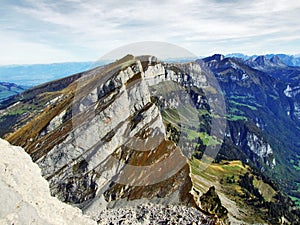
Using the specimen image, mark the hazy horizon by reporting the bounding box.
[0,52,300,66]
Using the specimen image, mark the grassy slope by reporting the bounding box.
[190,159,277,224]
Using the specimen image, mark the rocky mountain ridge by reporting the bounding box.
[1,54,300,224]
[225,53,300,67]
[0,55,216,218]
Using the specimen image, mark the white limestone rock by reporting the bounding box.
[0,138,96,225]
[247,133,273,158]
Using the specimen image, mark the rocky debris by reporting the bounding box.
[97,203,215,225]
[0,138,96,225]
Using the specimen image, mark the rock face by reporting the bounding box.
[29,55,202,215]
[246,133,274,164]
[2,55,224,220]
[199,186,228,223]
[0,138,96,225]
[225,121,275,168]
[284,84,300,120]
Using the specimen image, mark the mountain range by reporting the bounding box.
[225,53,300,67]
[0,53,299,101]
[0,54,300,224]
[0,82,28,102]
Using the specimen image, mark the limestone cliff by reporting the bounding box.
[2,55,217,220]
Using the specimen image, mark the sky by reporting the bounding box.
[1,0,300,65]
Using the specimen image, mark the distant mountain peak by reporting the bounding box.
[203,54,225,63]
[270,55,280,62]
[211,54,225,61]
[245,55,288,69]
[269,55,285,66]
[254,55,270,65]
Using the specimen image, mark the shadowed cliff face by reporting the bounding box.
[202,55,300,195]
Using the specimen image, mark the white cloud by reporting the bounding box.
[0,31,82,65]
[0,0,299,64]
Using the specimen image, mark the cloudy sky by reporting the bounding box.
[1,0,300,65]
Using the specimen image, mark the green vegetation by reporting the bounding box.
[239,172,264,201]
[253,178,276,202]
[226,114,248,121]
[198,109,210,116]
[5,107,27,116]
[189,158,300,224]
[161,103,221,147]
[291,155,300,171]
[226,99,255,121]
[290,196,300,207]
[1,99,46,118]
[228,107,243,114]
[291,183,300,207]
[162,105,200,127]
[229,95,263,106]
[293,160,300,171]
[190,159,248,185]
[229,100,258,110]
[229,95,254,100]
[184,129,220,146]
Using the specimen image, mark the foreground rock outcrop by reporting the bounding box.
[0,138,96,225]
